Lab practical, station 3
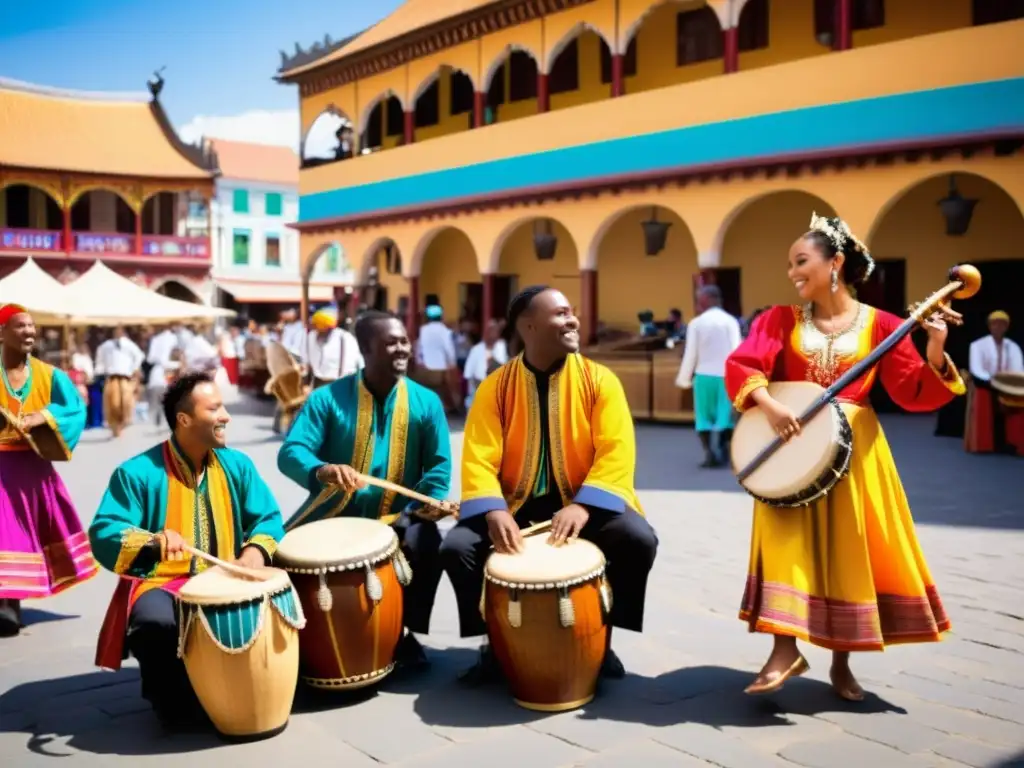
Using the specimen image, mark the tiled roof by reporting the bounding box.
[207,139,299,187]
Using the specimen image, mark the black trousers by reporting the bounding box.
[439,507,658,638]
[126,589,201,715]
[392,514,444,635]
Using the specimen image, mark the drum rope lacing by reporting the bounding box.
[303,663,396,689]
[484,563,612,630]
[177,585,306,658]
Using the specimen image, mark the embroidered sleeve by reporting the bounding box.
[573,368,635,514]
[240,455,286,558]
[88,468,161,578]
[725,306,788,411]
[876,312,966,411]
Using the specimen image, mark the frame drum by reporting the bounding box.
[275,518,411,690]
[484,536,611,712]
[729,381,853,507]
[176,566,305,740]
[0,405,71,462]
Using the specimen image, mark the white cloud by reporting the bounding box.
[178,108,348,159]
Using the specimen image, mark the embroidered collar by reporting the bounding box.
[522,353,567,379]
[0,355,32,403]
[168,436,210,488]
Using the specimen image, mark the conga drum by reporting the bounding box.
[275,518,411,690]
[484,536,611,712]
[176,567,305,740]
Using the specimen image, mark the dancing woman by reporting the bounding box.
[725,214,964,700]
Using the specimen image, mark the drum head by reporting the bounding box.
[730,381,845,501]
[486,535,605,586]
[992,372,1024,398]
[276,517,397,571]
[177,566,291,606]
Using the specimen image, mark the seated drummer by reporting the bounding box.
[277,310,456,669]
[440,286,659,683]
[89,372,285,728]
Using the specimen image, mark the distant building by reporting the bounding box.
[197,138,353,322]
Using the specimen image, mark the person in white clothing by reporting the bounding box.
[279,309,305,358]
[416,304,460,413]
[302,305,363,388]
[96,327,145,438]
[676,285,742,467]
[463,319,508,409]
[965,310,1024,455]
[147,347,182,430]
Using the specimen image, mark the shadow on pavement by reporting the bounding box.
[991,752,1024,768]
[19,608,79,628]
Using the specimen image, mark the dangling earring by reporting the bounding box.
[830,270,839,293]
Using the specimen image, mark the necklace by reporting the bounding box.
[0,354,31,405]
[801,304,864,387]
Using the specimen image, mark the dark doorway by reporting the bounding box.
[695,267,742,319]
[859,259,907,413]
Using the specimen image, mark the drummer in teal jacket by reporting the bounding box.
[277,310,456,670]
[90,371,285,728]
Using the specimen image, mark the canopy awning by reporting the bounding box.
[216,278,342,304]
[0,258,70,321]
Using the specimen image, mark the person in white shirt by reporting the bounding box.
[965,310,1024,455]
[676,285,742,468]
[279,309,305,359]
[416,304,460,413]
[147,346,182,430]
[463,319,508,409]
[302,305,363,389]
[95,327,145,438]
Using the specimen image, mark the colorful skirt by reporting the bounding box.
[740,404,950,651]
[0,449,98,600]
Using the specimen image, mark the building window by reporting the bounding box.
[187,199,207,220]
[233,230,250,265]
[814,0,886,40]
[549,39,579,95]
[450,70,475,115]
[232,189,249,214]
[972,0,1024,25]
[324,244,340,272]
[363,104,384,148]
[738,0,770,52]
[676,7,723,66]
[509,51,538,101]
[600,38,638,83]
[415,80,440,127]
[385,96,404,137]
[265,235,281,267]
[487,64,506,108]
[265,193,283,216]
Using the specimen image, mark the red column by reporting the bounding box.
[473,92,485,128]
[134,209,143,256]
[62,205,72,255]
[482,274,496,328]
[537,73,550,113]
[403,111,415,145]
[406,276,420,342]
[835,0,853,50]
[723,27,739,73]
[579,269,598,347]
[611,54,625,97]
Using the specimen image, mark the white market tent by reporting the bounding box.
[0,258,74,323]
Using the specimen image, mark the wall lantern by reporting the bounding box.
[938,174,978,237]
[533,219,557,261]
[641,207,671,256]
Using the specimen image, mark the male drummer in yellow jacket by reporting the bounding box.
[440,286,659,683]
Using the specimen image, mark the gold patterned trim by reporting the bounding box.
[39,408,72,460]
[931,353,966,396]
[244,534,279,561]
[509,360,541,517]
[279,533,399,575]
[732,374,769,412]
[547,368,571,506]
[303,663,395,690]
[377,378,409,519]
[114,530,157,575]
[515,694,595,712]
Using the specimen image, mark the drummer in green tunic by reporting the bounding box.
[278,310,456,668]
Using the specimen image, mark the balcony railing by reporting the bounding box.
[0,227,210,263]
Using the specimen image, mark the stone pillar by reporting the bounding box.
[723,27,739,73]
[579,269,598,346]
[135,208,143,256]
[537,73,550,113]
[482,273,496,327]
[611,53,625,96]
[403,110,415,145]
[62,203,72,254]
[473,91,485,127]
[835,0,853,50]
[406,275,420,342]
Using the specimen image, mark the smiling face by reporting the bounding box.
[365,317,412,378]
[788,234,843,303]
[1,312,36,355]
[177,381,230,449]
[520,289,580,359]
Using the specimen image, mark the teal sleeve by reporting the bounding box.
[402,394,452,511]
[43,367,86,455]
[88,467,161,578]
[277,394,327,492]
[237,454,285,561]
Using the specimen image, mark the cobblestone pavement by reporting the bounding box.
[2,397,1023,767]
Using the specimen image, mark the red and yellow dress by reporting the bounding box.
[725,303,964,651]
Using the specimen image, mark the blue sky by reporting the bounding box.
[0,0,403,149]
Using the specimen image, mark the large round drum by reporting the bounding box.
[484,535,611,712]
[176,566,305,740]
[992,372,1024,408]
[275,518,411,690]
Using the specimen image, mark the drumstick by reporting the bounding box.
[178,543,273,581]
[356,473,451,510]
[489,520,553,551]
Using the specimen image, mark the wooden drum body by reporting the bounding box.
[176,567,305,740]
[993,372,1024,409]
[730,381,853,507]
[275,518,411,690]
[0,405,70,461]
[484,536,611,712]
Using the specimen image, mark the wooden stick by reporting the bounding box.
[356,473,452,511]
[489,520,553,551]
[179,542,272,581]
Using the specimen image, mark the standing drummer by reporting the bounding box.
[89,371,285,728]
[277,310,456,669]
[440,286,659,684]
[965,310,1024,455]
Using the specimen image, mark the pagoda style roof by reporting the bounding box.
[0,77,216,180]
[207,138,298,187]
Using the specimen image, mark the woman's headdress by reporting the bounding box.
[809,212,875,281]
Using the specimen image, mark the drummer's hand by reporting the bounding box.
[550,504,589,546]
[156,529,188,562]
[19,411,46,430]
[486,510,523,554]
[234,546,266,570]
[418,500,458,521]
[763,398,801,443]
[316,463,365,493]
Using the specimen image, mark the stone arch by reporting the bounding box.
[358,89,406,135]
[67,185,135,211]
[0,181,64,230]
[589,203,700,329]
[69,187,138,237]
[491,215,581,313]
[151,276,206,305]
[621,0,724,50]
[483,44,541,89]
[412,225,481,322]
[301,105,355,165]
[545,21,613,70]
[302,240,353,284]
[411,64,477,105]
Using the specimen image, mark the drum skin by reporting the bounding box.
[485,578,607,712]
[290,562,404,689]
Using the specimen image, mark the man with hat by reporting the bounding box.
[965,310,1024,456]
[415,303,460,414]
[301,304,362,389]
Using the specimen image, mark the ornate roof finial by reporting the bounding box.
[148,66,166,100]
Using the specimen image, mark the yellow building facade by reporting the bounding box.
[279,0,1024,418]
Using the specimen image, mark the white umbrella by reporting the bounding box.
[0,258,81,321]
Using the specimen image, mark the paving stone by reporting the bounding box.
[576,738,715,766]
[397,725,591,768]
[930,737,1024,768]
[780,733,937,767]
[652,722,792,768]
[813,709,948,754]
